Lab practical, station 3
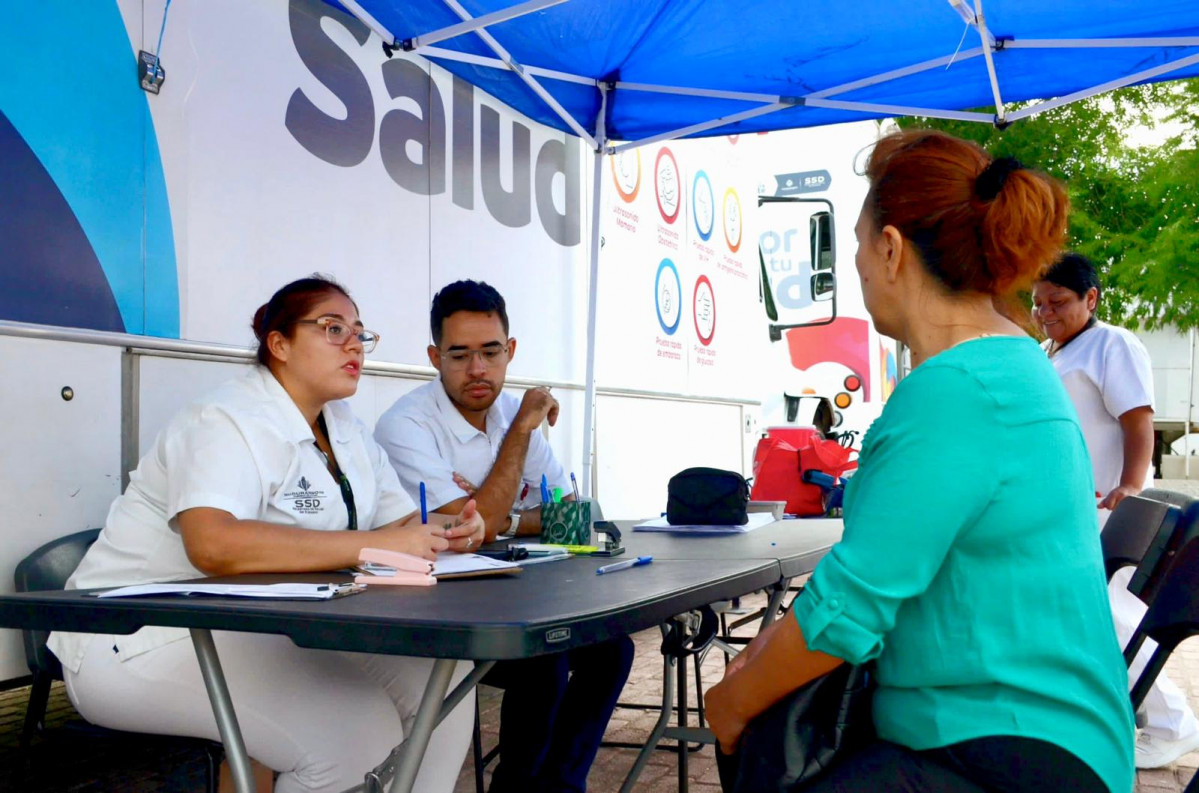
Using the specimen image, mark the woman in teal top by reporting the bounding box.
[706,130,1134,793]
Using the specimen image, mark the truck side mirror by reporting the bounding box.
[811,270,835,301]
[809,211,835,272]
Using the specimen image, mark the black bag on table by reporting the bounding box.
[716,663,875,793]
[666,467,750,525]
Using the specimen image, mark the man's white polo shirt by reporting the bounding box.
[48,366,414,673]
[374,379,569,512]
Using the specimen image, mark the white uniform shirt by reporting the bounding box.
[48,366,415,672]
[1044,321,1155,499]
[374,379,569,513]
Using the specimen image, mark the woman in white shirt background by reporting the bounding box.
[47,275,485,793]
[1033,253,1199,770]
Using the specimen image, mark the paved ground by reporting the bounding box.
[2,480,1197,792]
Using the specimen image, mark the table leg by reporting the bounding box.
[759,579,791,628]
[190,628,255,793]
[677,653,689,793]
[388,658,457,793]
[620,652,675,793]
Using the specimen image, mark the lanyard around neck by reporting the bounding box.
[316,414,358,531]
[1048,315,1097,358]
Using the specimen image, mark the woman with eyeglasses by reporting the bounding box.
[48,275,484,793]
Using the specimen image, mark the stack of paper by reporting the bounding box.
[431,552,521,576]
[633,512,777,535]
[355,551,521,584]
[95,583,352,600]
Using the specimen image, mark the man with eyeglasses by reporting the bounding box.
[375,279,633,793]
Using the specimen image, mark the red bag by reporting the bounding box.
[751,434,856,516]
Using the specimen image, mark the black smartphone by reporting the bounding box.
[475,546,529,562]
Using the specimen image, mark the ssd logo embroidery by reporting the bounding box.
[284,476,326,514]
[545,627,571,644]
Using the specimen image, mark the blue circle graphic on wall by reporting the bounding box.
[655,259,682,335]
[692,171,715,242]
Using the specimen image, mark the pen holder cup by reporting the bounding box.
[540,501,592,545]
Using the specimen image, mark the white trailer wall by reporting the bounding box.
[0,0,759,683]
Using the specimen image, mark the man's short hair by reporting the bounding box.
[1041,253,1101,300]
[430,280,509,345]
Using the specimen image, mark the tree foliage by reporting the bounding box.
[897,79,1199,331]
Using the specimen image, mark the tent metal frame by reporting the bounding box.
[338,0,1199,498]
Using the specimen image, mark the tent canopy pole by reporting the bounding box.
[1008,49,1199,121]
[581,84,608,499]
[438,0,599,148]
[972,0,1008,123]
[402,0,567,50]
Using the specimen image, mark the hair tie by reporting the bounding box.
[975,156,1023,201]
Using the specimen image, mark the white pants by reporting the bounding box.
[64,633,473,793]
[1110,566,1199,741]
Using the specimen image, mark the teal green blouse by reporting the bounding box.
[793,336,1134,793]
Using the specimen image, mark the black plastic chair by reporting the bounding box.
[1100,495,1184,586]
[1142,487,1199,511]
[14,528,101,748]
[14,528,222,792]
[1123,501,1199,790]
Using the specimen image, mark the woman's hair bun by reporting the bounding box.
[864,130,1068,297]
[975,156,1023,202]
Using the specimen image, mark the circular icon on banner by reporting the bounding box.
[611,150,641,203]
[693,171,714,241]
[693,275,716,346]
[723,188,742,252]
[654,147,680,224]
[655,259,682,335]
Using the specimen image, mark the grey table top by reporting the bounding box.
[616,517,843,579]
[0,556,780,661]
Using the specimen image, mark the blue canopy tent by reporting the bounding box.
[326,0,1199,497]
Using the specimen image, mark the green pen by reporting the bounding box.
[552,487,563,503]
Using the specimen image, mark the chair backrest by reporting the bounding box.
[1141,487,1198,511]
[13,528,101,679]
[1100,496,1179,586]
[1127,501,1199,710]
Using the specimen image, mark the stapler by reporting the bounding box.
[592,521,627,557]
[355,548,437,586]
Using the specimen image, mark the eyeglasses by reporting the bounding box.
[440,346,509,370]
[295,316,381,354]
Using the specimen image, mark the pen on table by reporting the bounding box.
[326,583,367,598]
[570,472,581,501]
[419,482,428,523]
[540,474,550,503]
[596,556,653,575]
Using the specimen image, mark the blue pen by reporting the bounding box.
[570,472,581,501]
[540,474,550,504]
[596,556,653,575]
[419,482,428,523]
